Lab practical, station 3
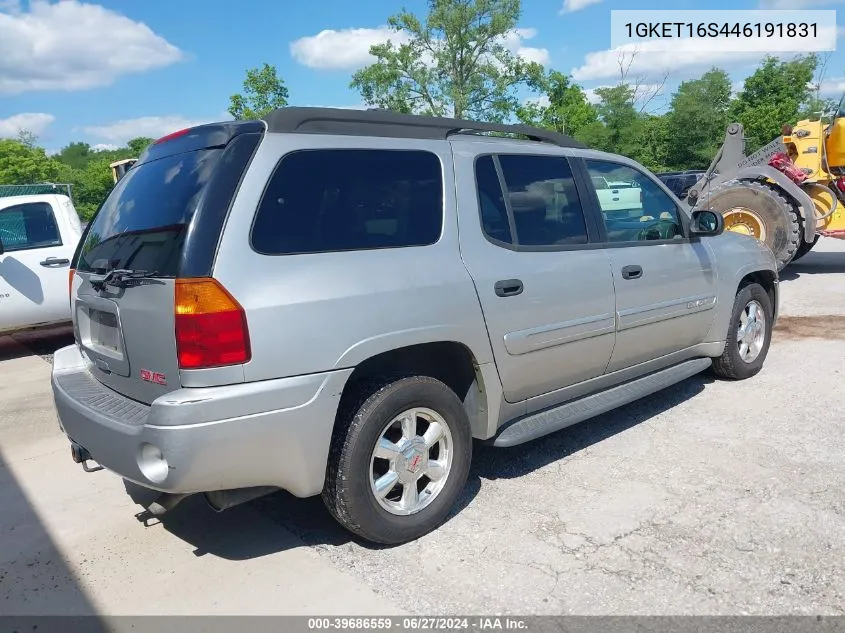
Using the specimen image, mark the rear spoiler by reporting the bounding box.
[137,120,266,165]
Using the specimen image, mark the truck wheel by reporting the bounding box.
[791,234,819,262]
[702,180,800,271]
[711,283,773,381]
[323,376,472,545]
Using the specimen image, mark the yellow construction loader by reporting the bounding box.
[688,94,845,270]
[109,158,137,183]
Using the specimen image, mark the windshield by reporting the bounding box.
[75,148,223,275]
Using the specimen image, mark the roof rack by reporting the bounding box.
[261,107,587,149]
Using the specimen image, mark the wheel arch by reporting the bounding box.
[737,268,779,326]
[334,341,496,440]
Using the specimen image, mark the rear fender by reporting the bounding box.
[734,166,816,241]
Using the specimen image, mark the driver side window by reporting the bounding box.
[584,160,684,243]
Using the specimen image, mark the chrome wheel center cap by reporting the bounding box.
[396,438,427,483]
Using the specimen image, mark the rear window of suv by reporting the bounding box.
[75,148,222,275]
[251,149,443,255]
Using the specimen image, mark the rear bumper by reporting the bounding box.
[51,344,352,497]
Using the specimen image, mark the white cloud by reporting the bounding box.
[516,47,550,65]
[91,143,119,151]
[582,83,665,105]
[497,28,550,65]
[573,43,771,82]
[524,95,551,107]
[0,112,54,138]
[0,0,184,95]
[291,24,549,69]
[82,115,214,144]
[758,0,845,7]
[290,26,411,70]
[819,77,845,95]
[584,88,602,104]
[560,0,603,13]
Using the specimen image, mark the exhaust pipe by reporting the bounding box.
[146,492,191,516]
[204,486,278,512]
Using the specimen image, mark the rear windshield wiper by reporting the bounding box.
[89,269,162,291]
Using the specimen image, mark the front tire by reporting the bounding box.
[711,283,773,380]
[323,376,472,545]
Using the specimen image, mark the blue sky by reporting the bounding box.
[1,0,844,152]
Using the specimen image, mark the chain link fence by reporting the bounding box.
[0,183,73,199]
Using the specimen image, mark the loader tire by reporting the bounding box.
[791,234,819,262]
[702,179,801,271]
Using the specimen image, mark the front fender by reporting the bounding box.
[703,231,779,344]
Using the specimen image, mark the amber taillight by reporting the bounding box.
[174,278,251,370]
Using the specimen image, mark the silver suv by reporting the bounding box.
[52,108,778,544]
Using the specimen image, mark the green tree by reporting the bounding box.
[0,139,58,185]
[228,63,289,120]
[351,0,541,122]
[592,84,642,156]
[632,114,671,172]
[516,70,597,136]
[55,142,93,170]
[56,157,116,220]
[16,129,39,149]
[127,137,154,156]
[665,69,732,169]
[730,54,818,152]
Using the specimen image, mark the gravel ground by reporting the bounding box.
[248,239,845,615]
[5,238,845,616]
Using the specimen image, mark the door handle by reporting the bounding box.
[621,265,643,280]
[494,279,523,297]
[40,257,70,267]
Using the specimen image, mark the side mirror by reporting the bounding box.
[689,209,724,237]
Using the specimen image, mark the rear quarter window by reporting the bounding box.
[250,149,443,255]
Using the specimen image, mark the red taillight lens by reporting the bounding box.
[68,269,75,299]
[174,278,251,370]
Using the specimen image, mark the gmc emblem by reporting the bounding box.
[140,369,167,385]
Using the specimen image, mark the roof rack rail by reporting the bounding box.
[261,107,587,149]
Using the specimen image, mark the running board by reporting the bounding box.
[490,358,713,447]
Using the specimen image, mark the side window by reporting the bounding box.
[475,155,513,245]
[251,149,443,255]
[492,154,589,247]
[585,160,684,243]
[0,202,62,252]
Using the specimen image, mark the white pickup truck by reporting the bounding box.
[0,190,83,334]
[590,176,642,214]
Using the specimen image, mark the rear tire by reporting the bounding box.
[322,376,472,545]
[711,283,773,381]
[702,180,801,271]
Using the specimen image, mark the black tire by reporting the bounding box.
[711,283,773,381]
[791,234,819,262]
[703,180,800,271]
[322,376,472,545]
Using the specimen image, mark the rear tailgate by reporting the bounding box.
[70,122,263,405]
